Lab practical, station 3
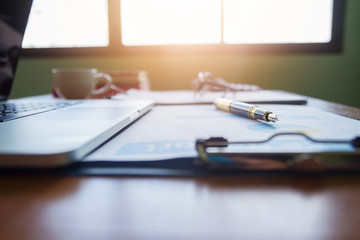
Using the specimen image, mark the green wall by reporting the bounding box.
[12,0,360,108]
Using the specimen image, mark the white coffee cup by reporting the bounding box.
[52,68,112,99]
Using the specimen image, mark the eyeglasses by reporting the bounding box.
[192,71,261,99]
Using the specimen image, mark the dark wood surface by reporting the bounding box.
[1,97,360,240]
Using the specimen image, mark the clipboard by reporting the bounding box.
[2,134,360,177]
[195,133,360,172]
[3,103,360,177]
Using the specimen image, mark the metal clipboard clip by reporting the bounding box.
[195,133,360,172]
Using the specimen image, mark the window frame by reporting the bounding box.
[21,0,347,57]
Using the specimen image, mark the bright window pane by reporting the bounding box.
[223,0,333,44]
[121,0,222,46]
[22,0,109,48]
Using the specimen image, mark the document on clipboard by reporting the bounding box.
[85,104,360,168]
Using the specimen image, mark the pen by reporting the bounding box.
[214,98,279,123]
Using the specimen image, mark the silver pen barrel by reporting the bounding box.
[214,98,279,123]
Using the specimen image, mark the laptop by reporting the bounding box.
[0,0,154,167]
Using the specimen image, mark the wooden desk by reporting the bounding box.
[1,97,360,240]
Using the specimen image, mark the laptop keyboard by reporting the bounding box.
[0,101,79,122]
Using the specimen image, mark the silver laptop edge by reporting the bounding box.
[0,1,154,167]
[0,99,153,167]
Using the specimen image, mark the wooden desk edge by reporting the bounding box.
[307,97,360,120]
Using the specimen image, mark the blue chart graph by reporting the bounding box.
[116,140,194,156]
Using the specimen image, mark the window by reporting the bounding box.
[23,0,109,48]
[223,0,333,44]
[120,0,222,45]
[22,0,346,55]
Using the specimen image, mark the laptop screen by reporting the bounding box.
[0,0,33,101]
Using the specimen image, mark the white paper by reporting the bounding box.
[85,104,360,162]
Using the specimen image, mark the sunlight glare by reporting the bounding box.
[22,0,109,48]
[121,0,222,46]
[223,0,333,44]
